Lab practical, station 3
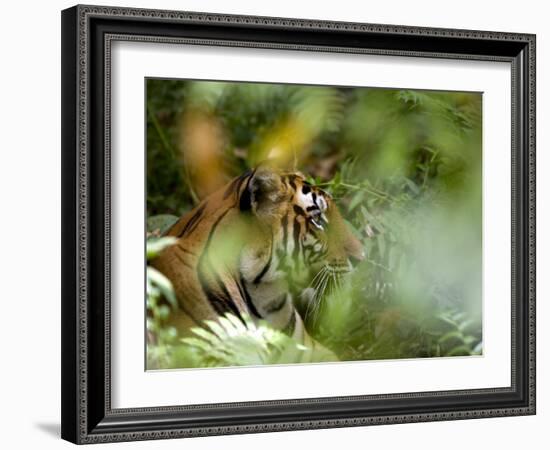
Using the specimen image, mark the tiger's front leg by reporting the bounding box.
[240,276,338,363]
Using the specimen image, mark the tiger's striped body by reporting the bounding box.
[152,167,364,362]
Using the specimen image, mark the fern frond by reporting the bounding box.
[181,313,308,367]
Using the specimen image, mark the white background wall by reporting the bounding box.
[0,0,545,448]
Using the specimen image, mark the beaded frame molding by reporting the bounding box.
[61,4,536,444]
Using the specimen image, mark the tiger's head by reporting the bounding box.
[236,166,365,293]
[159,165,365,335]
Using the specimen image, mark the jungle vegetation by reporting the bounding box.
[146,78,483,369]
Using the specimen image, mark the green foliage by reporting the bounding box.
[181,313,308,367]
[306,155,482,360]
[146,237,179,368]
[147,214,179,236]
[146,238,311,369]
[146,81,191,216]
[146,78,483,368]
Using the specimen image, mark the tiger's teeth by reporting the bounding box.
[312,220,323,230]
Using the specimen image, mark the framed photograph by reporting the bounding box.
[61,4,536,444]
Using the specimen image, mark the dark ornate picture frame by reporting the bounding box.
[61,4,536,444]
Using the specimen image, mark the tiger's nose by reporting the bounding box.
[348,250,365,268]
[348,249,365,267]
[344,234,365,268]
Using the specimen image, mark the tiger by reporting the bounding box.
[152,166,365,363]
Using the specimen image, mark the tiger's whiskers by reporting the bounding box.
[304,266,344,325]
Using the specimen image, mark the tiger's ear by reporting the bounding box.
[240,167,286,219]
